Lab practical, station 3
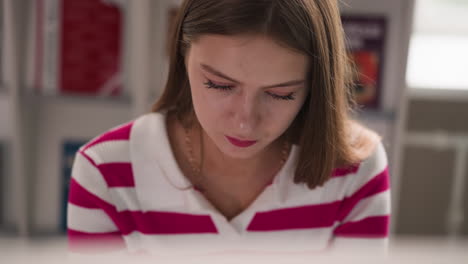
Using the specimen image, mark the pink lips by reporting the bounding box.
[226,136,257,148]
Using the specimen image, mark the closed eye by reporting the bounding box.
[204,79,233,90]
[204,79,296,101]
[266,91,296,101]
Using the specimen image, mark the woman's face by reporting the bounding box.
[185,34,308,159]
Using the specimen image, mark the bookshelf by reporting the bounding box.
[340,0,415,234]
[1,0,414,236]
[1,0,136,235]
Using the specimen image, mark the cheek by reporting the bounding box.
[267,105,298,131]
[264,94,306,134]
[190,77,232,112]
[191,85,230,114]
[189,78,231,131]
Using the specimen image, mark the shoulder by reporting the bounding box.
[71,120,137,198]
[69,113,168,212]
[358,140,388,178]
[332,120,386,178]
[74,111,167,183]
[78,120,135,167]
[81,121,134,152]
[346,140,389,197]
[345,120,383,163]
[333,120,389,195]
[79,112,166,161]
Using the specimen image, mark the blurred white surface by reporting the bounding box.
[1,236,467,263]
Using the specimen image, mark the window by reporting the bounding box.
[407,0,468,90]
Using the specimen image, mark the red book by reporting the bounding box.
[35,0,123,96]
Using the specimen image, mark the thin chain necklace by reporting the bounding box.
[184,123,204,188]
[183,125,290,192]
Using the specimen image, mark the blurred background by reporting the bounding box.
[0,0,467,253]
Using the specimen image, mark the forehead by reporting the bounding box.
[188,34,308,81]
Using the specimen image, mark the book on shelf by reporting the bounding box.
[60,140,87,233]
[33,0,124,97]
[341,15,387,110]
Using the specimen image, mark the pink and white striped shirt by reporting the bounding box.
[67,112,390,254]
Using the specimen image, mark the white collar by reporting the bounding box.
[130,112,191,212]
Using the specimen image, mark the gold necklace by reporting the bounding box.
[184,123,205,189]
[183,125,290,192]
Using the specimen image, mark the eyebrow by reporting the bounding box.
[200,63,305,89]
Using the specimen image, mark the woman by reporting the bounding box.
[67,0,390,254]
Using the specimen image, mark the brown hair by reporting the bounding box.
[152,0,380,189]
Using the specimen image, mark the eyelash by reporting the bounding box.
[203,80,296,101]
[204,80,233,91]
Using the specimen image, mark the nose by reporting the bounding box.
[233,92,260,134]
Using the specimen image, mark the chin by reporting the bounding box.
[224,149,258,159]
[218,139,266,160]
